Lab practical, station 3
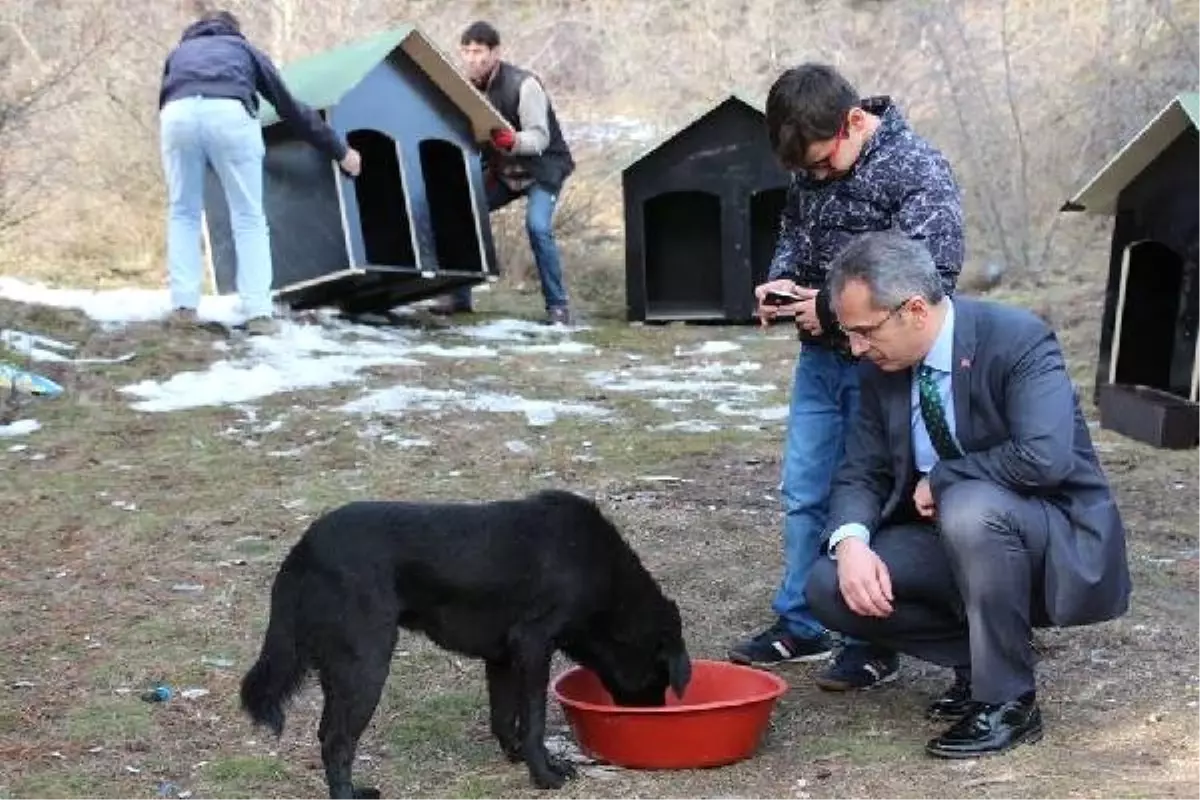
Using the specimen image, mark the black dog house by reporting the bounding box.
[1062,92,1199,449]
[622,95,791,323]
[202,26,509,313]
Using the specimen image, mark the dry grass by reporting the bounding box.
[0,266,1196,799]
[0,4,1196,797]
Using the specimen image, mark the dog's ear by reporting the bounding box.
[666,646,691,699]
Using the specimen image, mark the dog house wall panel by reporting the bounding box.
[1093,127,1199,403]
[205,125,350,295]
[623,98,790,323]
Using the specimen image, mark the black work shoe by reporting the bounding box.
[925,693,1043,759]
[813,645,900,691]
[927,668,973,721]
[728,619,833,666]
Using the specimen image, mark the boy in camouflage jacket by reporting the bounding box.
[729,64,965,691]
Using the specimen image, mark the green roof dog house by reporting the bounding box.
[202,26,509,313]
[1062,92,1199,448]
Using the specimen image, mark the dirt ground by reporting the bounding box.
[0,277,1196,799]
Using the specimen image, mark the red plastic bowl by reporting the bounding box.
[550,659,789,770]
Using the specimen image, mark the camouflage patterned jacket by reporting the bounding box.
[767,97,965,352]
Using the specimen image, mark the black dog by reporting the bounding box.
[240,489,692,798]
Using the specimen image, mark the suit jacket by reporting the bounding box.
[827,297,1131,627]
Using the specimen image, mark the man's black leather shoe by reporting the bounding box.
[925,693,1042,758]
[926,669,973,721]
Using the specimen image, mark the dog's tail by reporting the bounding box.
[240,561,308,737]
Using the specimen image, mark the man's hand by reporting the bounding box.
[339,148,362,177]
[754,279,808,328]
[913,476,936,519]
[490,127,516,151]
[794,294,823,336]
[835,537,894,618]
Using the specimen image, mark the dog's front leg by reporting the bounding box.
[513,638,576,790]
[486,658,523,763]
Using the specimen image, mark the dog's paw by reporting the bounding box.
[501,741,524,763]
[530,756,577,790]
[532,771,568,791]
[352,787,381,799]
[548,755,578,782]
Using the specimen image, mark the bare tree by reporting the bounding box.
[0,13,106,235]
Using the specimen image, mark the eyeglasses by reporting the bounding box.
[840,299,910,342]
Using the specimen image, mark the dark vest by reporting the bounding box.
[485,62,574,190]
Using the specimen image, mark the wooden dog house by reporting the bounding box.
[202,26,509,313]
[621,95,791,323]
[1062,92,1199,449]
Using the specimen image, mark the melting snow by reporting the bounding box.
[1,278,785,429]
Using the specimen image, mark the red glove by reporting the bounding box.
[490,127,516,151]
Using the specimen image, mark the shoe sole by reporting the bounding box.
[924,725,1044,759]
[813,668,901,692]
[728,649,834,667]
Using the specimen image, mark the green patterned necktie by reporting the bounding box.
[917,364,961,461]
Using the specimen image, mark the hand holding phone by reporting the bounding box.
[764,289,802,306]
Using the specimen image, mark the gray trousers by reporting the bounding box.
[807,480,1059,703]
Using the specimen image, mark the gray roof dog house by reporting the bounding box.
[622,95,791,323]
[202,26,509,313]
[1062,92,1199,449]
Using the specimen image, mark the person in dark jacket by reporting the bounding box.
[433,21,576,325]
[728,64,965,692]
[158,9,361,335]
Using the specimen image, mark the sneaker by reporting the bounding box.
[244,316,280,336]
[546,306,572,326]
[163,308,197,329]
[728,619,834,666]
[813,644,900,691]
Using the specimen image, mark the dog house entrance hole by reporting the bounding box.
[1111,240,1193,397]
[347,130,417,269]
[643,190,723,317]
[750,188,787,288]
[419,139,484,275]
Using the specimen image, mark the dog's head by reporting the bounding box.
[572,596,692,708]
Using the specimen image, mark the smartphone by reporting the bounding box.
[763,289,801,306]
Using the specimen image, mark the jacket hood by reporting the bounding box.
[181,18,242,41]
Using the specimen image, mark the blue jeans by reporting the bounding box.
[771,345,862,639]
[160,96,273,319]
[454,180,568,311]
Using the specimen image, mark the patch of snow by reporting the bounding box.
[453,318,587,341]
[653,419,722,433]
[0,278,629,420]
[674,340,741,357]
[382,436,431,448]
[563,116,661,146]
[342,386,609,427]
[405,343,498,358]
[123,355,414,413]
[508,341,595,355]
[0,277,243,326]
[713,402,790,421]
[649,397,696,410]
[0,419,40,437]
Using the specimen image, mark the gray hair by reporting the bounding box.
[828,231,945,309]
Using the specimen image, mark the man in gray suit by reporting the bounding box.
[806,231,1131,758]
